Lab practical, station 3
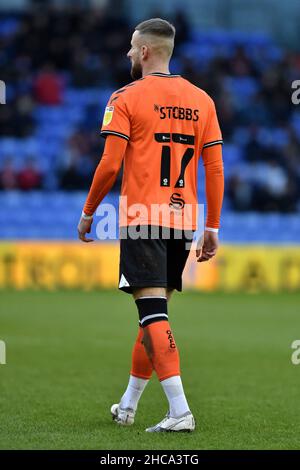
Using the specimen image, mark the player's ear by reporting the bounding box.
[141,45,149,60]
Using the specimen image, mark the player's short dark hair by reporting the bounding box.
[135,18,176,39]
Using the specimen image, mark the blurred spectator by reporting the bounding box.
[228,174,253,211]
[0,94,35,137]
[0,157,18,190]
[18,157,43,190]
[228,160,297,212]
[173,10,190,46]
[33,63,64,105]
[264,160,288,196]
[59,130,98,190]
[60,161,85,190]
[244,126,265,162]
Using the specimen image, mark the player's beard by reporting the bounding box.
[130,59,143,80]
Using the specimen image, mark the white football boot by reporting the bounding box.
[110,403,135,426]
[145,411,195,433]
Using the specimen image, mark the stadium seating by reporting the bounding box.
[0,191,299,242]
[0,12,299,243]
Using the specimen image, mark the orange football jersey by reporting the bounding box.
[101,72,223,229]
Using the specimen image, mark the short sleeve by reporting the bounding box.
[202,98,223,150]
[100,93,130,141]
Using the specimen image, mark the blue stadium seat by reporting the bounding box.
[0,18,20,37]
[222,144,243,165]
[0,138,18,156]
[225,77,259,103]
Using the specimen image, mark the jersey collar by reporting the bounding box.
[147,72,181,78]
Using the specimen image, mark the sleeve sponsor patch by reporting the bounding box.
[103,106,114,126]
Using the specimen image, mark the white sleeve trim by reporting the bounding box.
[203,140,223,149]
[100,130,129,141]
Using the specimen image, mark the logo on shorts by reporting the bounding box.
[103,106,114,126]
[169,192,185,210]
[166,330,176,349]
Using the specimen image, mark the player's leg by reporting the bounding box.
[139,229,194,431]
[134,286,194,432]
[111,312,154,425]
[115,322,153,414]
[111,321,153,425]
[113,287,172,424]
[111,228,164,425]
[111,226,194,430]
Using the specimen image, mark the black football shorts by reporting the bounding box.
[119,225,194,294]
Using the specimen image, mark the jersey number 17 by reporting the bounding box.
[155,133,195,188]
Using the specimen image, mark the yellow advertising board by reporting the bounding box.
[0,242,119,290]
[0,242,300,292]
[184,245,300,292]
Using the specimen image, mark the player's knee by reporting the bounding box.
[132,287,167,301]
[135,296,168,328]
[166,288,174,302]
[135,297,180,380]
[135,296,168,360]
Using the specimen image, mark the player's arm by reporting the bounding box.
[196,143,224,262]
[78,135,127,242]
[196,95,224,262]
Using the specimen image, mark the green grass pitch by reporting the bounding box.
[0,290,300,450]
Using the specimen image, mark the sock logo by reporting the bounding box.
[166,330,176,349]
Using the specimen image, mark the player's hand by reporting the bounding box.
[196,230,218,262]
[78,216,94,243]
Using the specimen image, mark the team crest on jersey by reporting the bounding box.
[103,106,114,126]
[169,192,185,210]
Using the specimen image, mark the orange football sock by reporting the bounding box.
[144,320,180,382]
[130,326,153,380]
